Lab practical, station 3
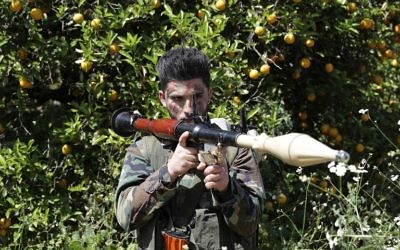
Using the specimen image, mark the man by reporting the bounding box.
[115,47,265,249]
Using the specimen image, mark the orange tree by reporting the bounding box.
[0,0,399,248]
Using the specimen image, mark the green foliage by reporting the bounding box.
[0,0,399,248]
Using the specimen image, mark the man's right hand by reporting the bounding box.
[167,131,202,181]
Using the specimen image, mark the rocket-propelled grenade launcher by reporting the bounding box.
[111,108,350,167]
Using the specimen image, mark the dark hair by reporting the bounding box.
[156,47,210,90]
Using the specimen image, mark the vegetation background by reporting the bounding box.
[0,0,399,249]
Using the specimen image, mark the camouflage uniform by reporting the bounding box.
[115,123,265,250]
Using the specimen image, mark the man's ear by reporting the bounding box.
[159,90,167,107]
[208,88,213,104]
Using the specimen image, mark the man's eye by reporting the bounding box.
[195,93,203,99]
[171,96,183,102]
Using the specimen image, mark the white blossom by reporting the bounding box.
[359,109,369,114]
[299,175,309,182]
[390,175,399,182]
[326,232,338,249]
[394,216,400,227]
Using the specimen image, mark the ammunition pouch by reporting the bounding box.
[162,230,190,250]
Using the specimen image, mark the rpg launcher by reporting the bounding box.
[111,108,350,167]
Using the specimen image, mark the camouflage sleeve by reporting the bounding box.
[211,147,265,236]
[114,141,177,231]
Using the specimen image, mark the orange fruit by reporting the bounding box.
[360,113,369,122]
[109,89,118,101]
[197,9,205,20]
[72,13,84,24]
[265,201,274,211]
[347,2,357,12]
[394,24,400,33]
[260,64,270,75]
[367,40,376,49]
[376,40,386,50]
[328,127,338,138]
[276,193,288,205]
[319,180,329,189]
[267,12,277,24]
[215,0,227,11]
[298,111,307,121]
[0,218,5,229]
[391,59,398,67]
[10,0,22,12]
[249,69,260,80]
[90,18,101,29]
[300,121,308,129]
[310,175,319,184]
[389,99,397,106]
[300,57,311,69]
[324,63,334,73]
[292,0,302,3]
[30,8,43,21]
[233,96,241,105]
[56,178,69,189]
[284,33,295,45]
[373,75,383,85]
[384,49,395,58]
[152,0,161,8]
[305,39,315,48]
[355,143,365,153]
[292,70,301,79]
[254,26,266,36]
[19,77,33,89]
[17,48,28,60]
[334,134,343,143]
[360,18,374,30]
[61,144,72,155]
[80,60,92,72]
[320,123,330,134]
[306,92,316,102]
[109,43,120,54]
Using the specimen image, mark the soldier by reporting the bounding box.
[115,47,265,249]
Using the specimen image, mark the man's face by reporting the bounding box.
[159,78,212,120]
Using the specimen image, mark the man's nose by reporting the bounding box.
[183,98,194,115]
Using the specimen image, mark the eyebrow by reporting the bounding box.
[166,90,204,97]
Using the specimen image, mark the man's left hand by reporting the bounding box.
[197,160,229,193]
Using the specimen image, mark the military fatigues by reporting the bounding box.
[115,123,265,250]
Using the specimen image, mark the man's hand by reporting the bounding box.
[167,131,199,181]
[197,156,229,193]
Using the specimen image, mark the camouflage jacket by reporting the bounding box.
[115,125,265,250]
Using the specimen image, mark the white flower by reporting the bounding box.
[326,232,338,249]
[359,109,369,114]
[299,175,308,182]
[336,163,347,176]
[337,228,344,237]
[394,216,400,226]
[391,175,399,182]
[296,167,303,174]
[348,164,368,174]
[328,162,347,176]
